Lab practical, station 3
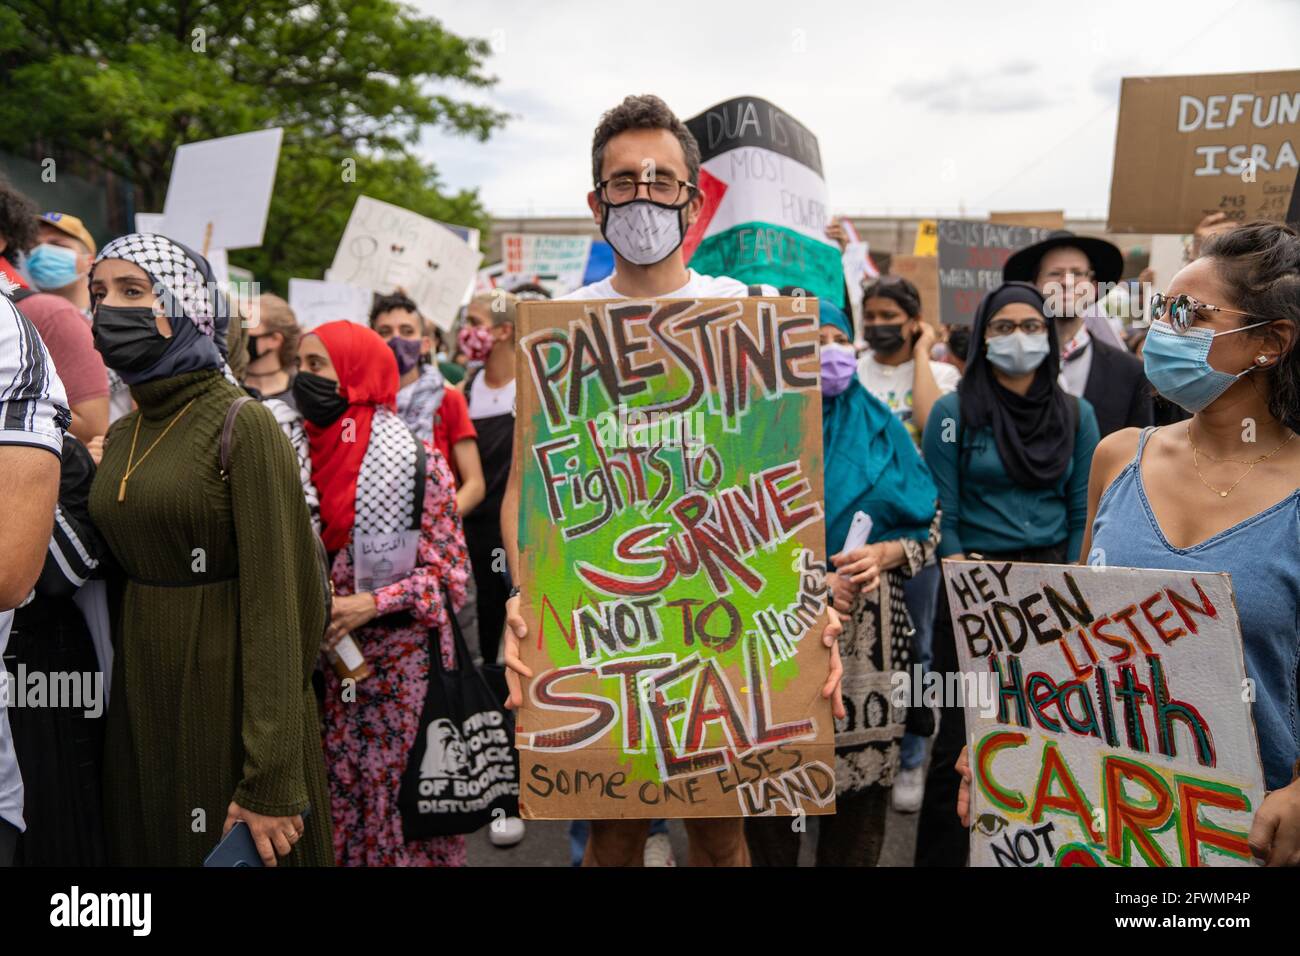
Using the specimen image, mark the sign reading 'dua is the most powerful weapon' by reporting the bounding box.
[943,560,1265,868]
[514,297,836,819]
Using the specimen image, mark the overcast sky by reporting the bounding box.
[416,0,1300,220]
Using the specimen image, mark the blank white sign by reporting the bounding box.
[162,128,283,252]
[288,278,375,330]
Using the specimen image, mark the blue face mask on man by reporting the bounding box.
[23,243,84,291]
[1142,318,1269,413]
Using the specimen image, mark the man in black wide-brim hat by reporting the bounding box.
[1003,231,1153,438]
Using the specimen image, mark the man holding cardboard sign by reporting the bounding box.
[497,94,846,867]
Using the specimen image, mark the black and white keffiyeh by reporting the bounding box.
[395,363,446,446]
[354,406,425,540]
[94,233,221,336]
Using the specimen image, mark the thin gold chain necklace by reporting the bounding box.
[117,398,197,502]
[1187,422,1295,498]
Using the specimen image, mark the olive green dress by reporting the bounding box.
[89,369,332,866]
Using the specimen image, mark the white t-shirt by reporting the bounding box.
[856,351,960,440]
[468,372,516,420]
[0,293,69,832]
[562,269,758,301]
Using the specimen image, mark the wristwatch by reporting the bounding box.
[508,585,520,600]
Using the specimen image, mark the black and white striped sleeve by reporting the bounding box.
[0,291,70,455]
[34,436,104,598]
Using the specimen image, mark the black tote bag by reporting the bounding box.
[398,586,520,839]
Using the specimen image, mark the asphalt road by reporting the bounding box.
[465,795,921,867]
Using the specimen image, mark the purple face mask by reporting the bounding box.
[388,336,423,375]
[820,342,858,396]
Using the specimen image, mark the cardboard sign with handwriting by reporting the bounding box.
[942,559,1265,867]
[513,297,836,819]
[1108,71,1300,234]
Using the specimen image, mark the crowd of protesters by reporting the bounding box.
[1,91,1297,869]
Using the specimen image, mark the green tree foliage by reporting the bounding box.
[0,1,506,290]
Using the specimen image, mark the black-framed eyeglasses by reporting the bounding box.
[597,174,697,207]
[1149,292,1270,334]
[986,318,1047,337]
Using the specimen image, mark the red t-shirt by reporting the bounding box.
[433,387,476,484]
[17,293,109,406]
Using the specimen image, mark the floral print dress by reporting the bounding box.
[323,446,471,866]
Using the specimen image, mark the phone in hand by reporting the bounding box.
[203,805,311,868]
[203,822,262,868]
[842,511,874,553]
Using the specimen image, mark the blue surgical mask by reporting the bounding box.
[24,243,83,291]
[1142,318,1266,413]
[985,331,1049,375]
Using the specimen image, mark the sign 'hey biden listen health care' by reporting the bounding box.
[943,560,1265,868]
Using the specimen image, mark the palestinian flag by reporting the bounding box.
[684,96,843,307]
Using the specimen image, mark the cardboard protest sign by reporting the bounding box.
[936,219,1053,325]
[513,296,837,819]
[942,559,1266,867]
[889,255,941,329]
[683,97,844,307]
[1108,71,1300,234]
[327,196,483,332]
[287,278,374,329]
[161,128,283,252]
[499,233,592,297]
[990,210,1066,230]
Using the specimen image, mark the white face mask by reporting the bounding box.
[985,330,1050,375]
[601,200,686,266]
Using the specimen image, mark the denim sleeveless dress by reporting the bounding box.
[1091,427,1300,790]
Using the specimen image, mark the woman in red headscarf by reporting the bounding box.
[294,321,469,867]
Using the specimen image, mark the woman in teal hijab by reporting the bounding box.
[746,301,940,868]
[820,303,938,559]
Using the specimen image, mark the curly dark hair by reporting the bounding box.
[0,174,39,258]
[591,94,701,187]
[369,291,421,326]
[1202,220,1300,431]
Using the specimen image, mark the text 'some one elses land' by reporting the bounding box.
[514,297,837,819]
[943,559,1266,868]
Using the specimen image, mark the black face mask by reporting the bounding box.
[293,371,348,427]
[947,326,972,361]
[92,304,172,373]
[863,323,908,355]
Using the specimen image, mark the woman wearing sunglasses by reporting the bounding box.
[1076,221,1300,866]
[916,281,1100,864]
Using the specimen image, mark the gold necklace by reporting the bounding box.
[1187,421,1293,464]
[1187,422,1295,498]
[117,398,197,502]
